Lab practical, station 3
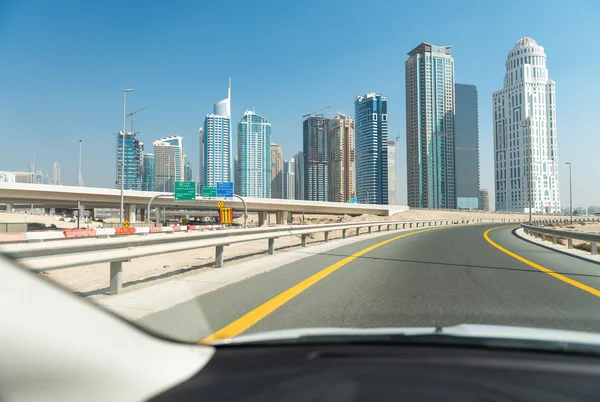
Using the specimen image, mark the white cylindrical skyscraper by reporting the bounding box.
[493,37,560,213]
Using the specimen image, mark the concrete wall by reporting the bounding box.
[0,222,28,233]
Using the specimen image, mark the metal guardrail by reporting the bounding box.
[0,218,521,295]
[521,223,600,256]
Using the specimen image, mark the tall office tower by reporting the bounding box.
[34,170,43,184]
[283,158,295,200]
[233,156,238,194]
[116,131,144,190]
[270,143,283,199]
[493,37,560,213]
[355,93,388,204]
[201,81,231,188]
[478,188,490,211]
[52,161,60,185]
[303,116,329,201]
[405,42,456,209]
[455,83,480,209]
[14,172,34,183]
[294,151,305,200]
[184,155,192,182]
[237,110,272,198]
[327,114,355,203]
[153,136,183,192]
[142,153,155,191]
[387,140,397,205]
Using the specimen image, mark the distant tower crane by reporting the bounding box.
[127,106,150,134]
[302,105,331,118]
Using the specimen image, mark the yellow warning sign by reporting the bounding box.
[219,208,232,224]
[123,220,131,228]
[217,201,225,208]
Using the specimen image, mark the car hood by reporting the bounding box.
[210,324,600,347]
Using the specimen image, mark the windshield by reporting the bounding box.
[1,0,600,348]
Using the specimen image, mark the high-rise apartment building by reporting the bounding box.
[455,83,480,209]
[142,153,155,191]
[388,140,397,205]
[270,143,283,199]
[355,93,388,204]
[153,136,183,192]
[303,116,329,201]
[201,81,231,189]
[405,42,456,209]
[294,151,305,201]
[116,131,144,191]
[237,110,271,198]
[184,156,192,182]
[493,37,560,213]
[283,159,295,200]
[478,188,490,211]
[327,114,355,203]
[52,161,60,185]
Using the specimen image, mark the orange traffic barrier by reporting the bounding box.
[172,226,181,232]
[114,227,136,235]
[63,229,97,238]
[149,226,162,233]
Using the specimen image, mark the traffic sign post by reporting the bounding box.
[174,181,196,200]
[201,186,217,198]
[219,207,232,224]
[216,182,234,198]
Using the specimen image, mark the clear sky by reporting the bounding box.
[1,0,598,209]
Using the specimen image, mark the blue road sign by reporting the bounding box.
[216,181,234,198]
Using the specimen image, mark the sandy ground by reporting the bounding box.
[0,212,101,229]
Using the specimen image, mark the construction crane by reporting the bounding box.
[302,105,331,118]
[336,110,349,119]
[127,106,150,134]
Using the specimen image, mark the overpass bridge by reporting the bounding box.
[0,183,408,224]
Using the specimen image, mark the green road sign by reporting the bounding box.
[174,181,196,200]
[201,186,217,198]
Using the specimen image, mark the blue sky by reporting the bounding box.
[1,0,598,208]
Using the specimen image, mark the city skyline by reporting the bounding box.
[1,1,598,208]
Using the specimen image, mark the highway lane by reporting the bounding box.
[137,223,600,342]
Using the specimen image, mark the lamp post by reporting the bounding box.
[120,89,134,224]
[566,162,572,223]
[78,139,83,186]
[198,127,204,194]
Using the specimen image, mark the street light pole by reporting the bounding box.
[198,127,204,194]
[396,135,400,206]
[78,139,83,186]
[120,89,134,224]
[566,162,572,223]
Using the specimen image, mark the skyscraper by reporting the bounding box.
[270,143,283,199]
[294,151,305,201]
[283,158,295,200]
[153,136,183,192]
[184,156,192,182]
[200,81,231,189]
[327,114,355,203]
[387,140,397,205]
[116,131,144,191]
[52,161,60,185]
[237,110,271,198]
[355,93,388,204]
[455,83,480,209]
[142,153,155,191]
[478,188,490,211]
[493,37,560,213]
[303,116,329,201]
[405,42,456,209]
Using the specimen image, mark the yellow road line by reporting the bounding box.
[484,226,600,297]
[200,227,442,344]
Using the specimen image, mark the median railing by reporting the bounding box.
[0,218,521,295]
[521,223,600,256]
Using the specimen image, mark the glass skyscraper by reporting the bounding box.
[184,156,192,182]
[354,93,388,205]
[201,81,231,189]
[116,131,144,191]
[153,136,183,192]
[293,151,304,201]
[270,143,283,199]
[405,42,456,209]
[283,158,295,200]
[142,153,154,191]
[236,110,271,198]
[455,83,480,209]
[303,116,329,202]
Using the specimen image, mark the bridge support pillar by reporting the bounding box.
[109,261,123,295]
[5,203,12,212]
[258,212,268,227]
[287,213,293,224]
[139,208,146,222]
[126,204,137,223]
[275,210,288,225]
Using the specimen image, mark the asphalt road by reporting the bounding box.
[138,223,600,342]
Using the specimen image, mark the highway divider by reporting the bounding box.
[0,218,525,295]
